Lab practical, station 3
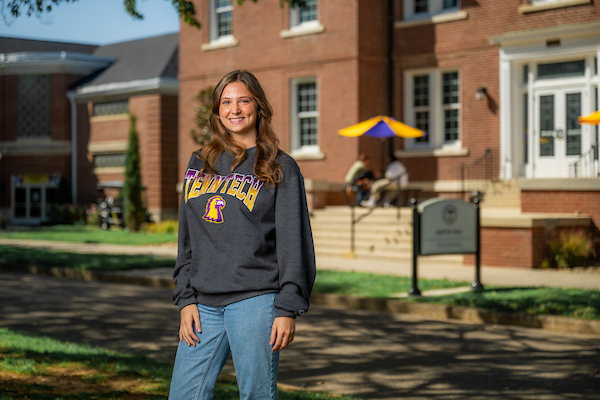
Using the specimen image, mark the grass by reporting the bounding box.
[0,328,359,400]
[406,286,600,320]
[0,245,174,272]
[0,224,177,246]
[313,269,470,297]
[1,225,599,321]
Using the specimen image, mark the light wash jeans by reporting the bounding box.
[168,293,279,400]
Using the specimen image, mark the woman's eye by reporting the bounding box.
[222,100,230,105]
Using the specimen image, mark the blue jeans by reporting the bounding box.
[169,293,279,400]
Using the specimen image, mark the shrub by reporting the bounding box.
[542,230,597,269]
[48,203,88,225]
[86,203,100,226]
[144,220,178,234]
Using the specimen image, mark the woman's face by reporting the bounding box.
[219,81,258,147]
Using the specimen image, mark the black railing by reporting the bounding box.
[460,148,498,201]
[570,144,599,177]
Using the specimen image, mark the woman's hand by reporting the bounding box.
[179,304,201,347]
[270,316,295,351]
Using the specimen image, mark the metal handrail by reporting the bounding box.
[460,148,497,200]
[570,144,599,177]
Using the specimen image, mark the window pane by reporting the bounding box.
[30,188,42,218]
[523,65,529,84]
[539,95,554,157]
[218,10,232,37]
[300,117,317,146]
[93,101,129,116]
[299,0,317,23]
[415,111,429,143]
[566,93,581,156]
[18,75,50,138]
[443,0,458,9]
[216,0,231,8]
[413,75,429,107]
[443,72,459,104]
[15,188,26,218]
[538,60,585,80]
[94,154,126,169]
[444,109,459,142]
[414,0,428,13]
[298,83,317,112]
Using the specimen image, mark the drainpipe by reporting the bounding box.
[68,94,77,204]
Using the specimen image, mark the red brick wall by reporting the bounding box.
[395,0,599,183]
[87,94,178,219]
[464,227,547,269]
[178,0,364,187]
[522,191,600,229]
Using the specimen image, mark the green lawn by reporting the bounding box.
[1,226,599,322]
[0,245,174,272]
[1,224,177,245]
[0,328,358,400]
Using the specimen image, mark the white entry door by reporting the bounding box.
[533,88,585,178]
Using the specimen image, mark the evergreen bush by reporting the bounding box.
[122,114,147,231]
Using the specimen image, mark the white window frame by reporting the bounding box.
[404,68,462,151]
[209,0,235,45]
[282,0,324,38]
[290,77,321,158]
[404,0,460,21]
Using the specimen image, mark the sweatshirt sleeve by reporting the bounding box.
[172,161,197,310]
[273,159,317,318]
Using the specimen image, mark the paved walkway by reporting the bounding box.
[1,272,599,400]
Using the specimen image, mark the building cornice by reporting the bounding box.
[489,21,600,47]
[0,51,114,75]
[68,77,178,101]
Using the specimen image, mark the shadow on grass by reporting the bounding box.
[407,286,600,320]
[0,245,174,272]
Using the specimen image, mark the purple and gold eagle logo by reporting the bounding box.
[203,195,226,224]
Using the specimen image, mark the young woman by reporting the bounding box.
[169,70,316,400]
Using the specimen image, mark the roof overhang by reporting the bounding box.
[68,77,178,102]
[0,51,115,75]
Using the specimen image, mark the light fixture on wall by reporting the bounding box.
[475,87,487,101]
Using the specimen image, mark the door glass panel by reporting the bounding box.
[565,93,581,156]
[15,188,26,217]
[30,188,42,218]
[540,95,555,157]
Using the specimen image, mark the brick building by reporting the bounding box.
[0,34,179,225]
[178,0,599,268]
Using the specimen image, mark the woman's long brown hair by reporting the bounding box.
[198,70,283,187]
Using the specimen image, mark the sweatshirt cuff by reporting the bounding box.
[177,296,197,311]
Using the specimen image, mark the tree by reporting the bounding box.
[190,86,214,146]
[2,0,307,28]
[123,114,147,232]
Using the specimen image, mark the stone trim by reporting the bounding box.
[518,0,591,14]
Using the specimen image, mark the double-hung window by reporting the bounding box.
[290,78,319,155]
[404,0,460,20]
[282,0,324,38]
[405,69,461,149]
[210,0,234,43]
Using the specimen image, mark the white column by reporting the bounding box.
[499,51,513,180]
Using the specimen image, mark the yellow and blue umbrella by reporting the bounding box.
[579,110,600,125]
[339,115,425,138]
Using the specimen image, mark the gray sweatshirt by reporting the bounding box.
[172,147,316,318]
